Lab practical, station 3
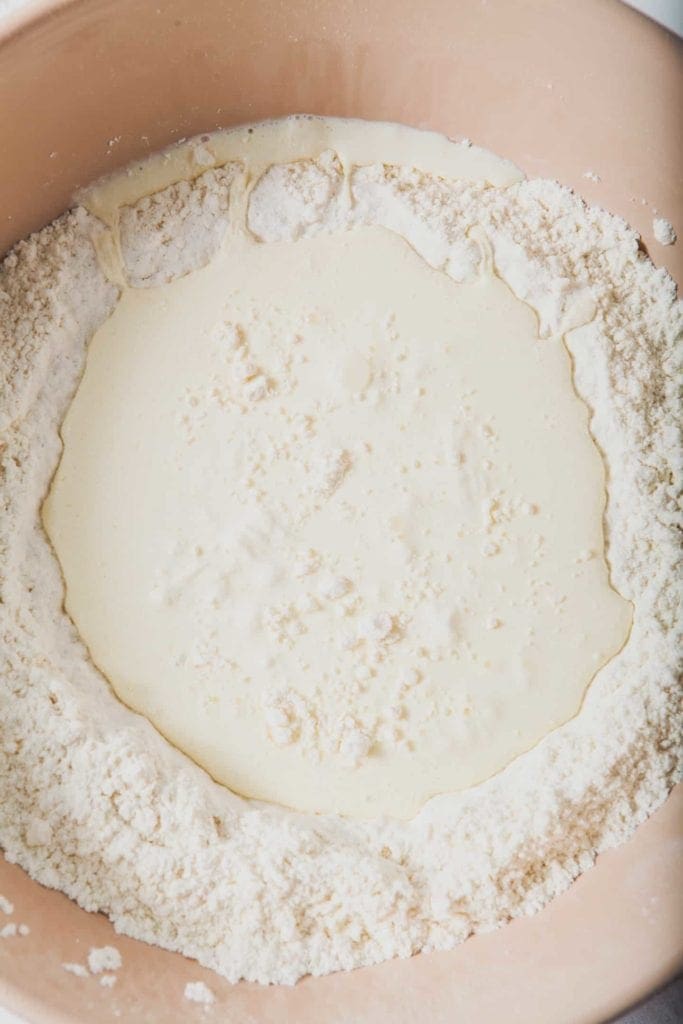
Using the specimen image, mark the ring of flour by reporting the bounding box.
[0,147,680,984]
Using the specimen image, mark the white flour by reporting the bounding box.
[0,135,681,985]
[0,892,29,940]
[61,944,122,987]
[87,945,122,974]
[184,980,216,1005]
[653,216,677,246]
[62,963,90,979]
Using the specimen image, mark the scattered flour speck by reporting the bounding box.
[184,980,216,1005]
[87,945,122,974]
[62,963,90,979]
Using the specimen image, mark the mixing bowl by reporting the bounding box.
[0,1,681,1021]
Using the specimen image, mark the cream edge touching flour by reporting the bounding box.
[0,116,681,985]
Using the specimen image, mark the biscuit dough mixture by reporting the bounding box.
[0,117,680,983]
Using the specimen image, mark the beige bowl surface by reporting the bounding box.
[0,1,681,1021]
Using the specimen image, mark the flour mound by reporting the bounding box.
[0,141,681,985]
[247,150,344,241]
[119,165,240,287]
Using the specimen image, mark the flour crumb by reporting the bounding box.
[62,963,89,979]
[338,720,373,766]
[582,170,601,183]
[184,980,215,1005]
[99,974,118,988]
[18,924,30,936]
[87,945,122,974]
[0,895,13,915]
[312,448,352,498]
[0,923,17,938]
[652,217,677,246]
